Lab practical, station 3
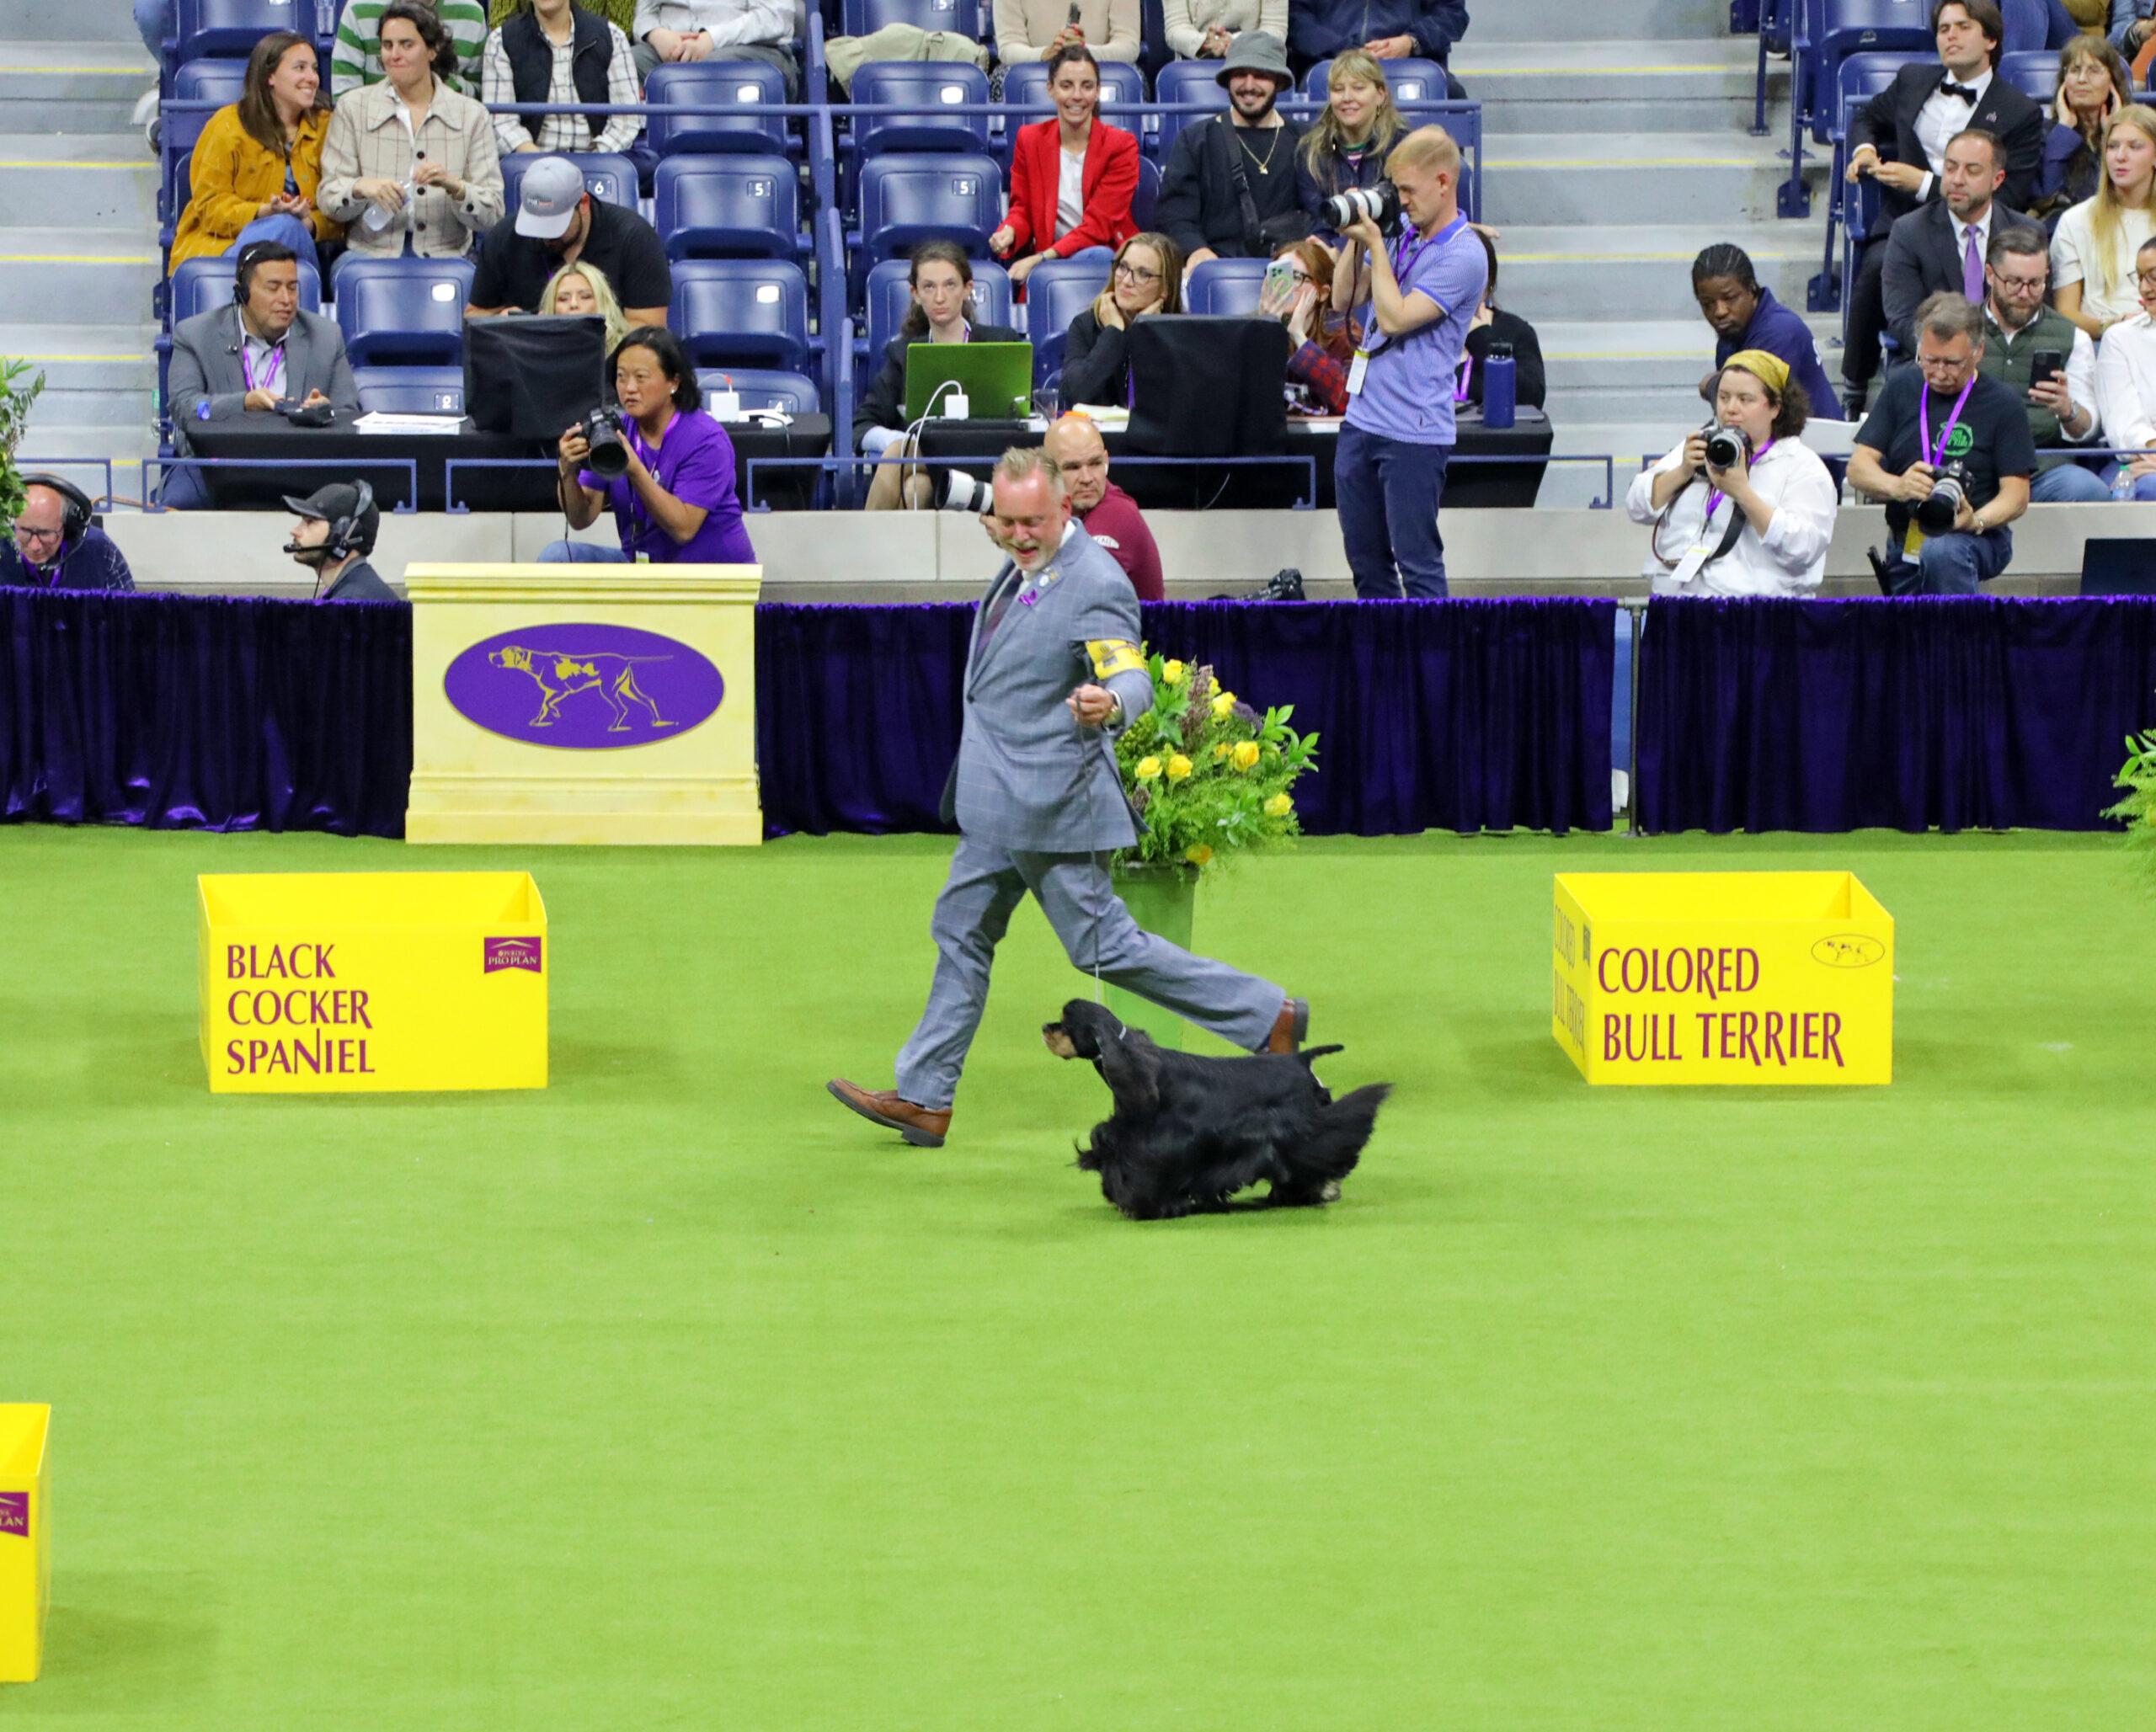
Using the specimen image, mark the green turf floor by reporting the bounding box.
[2,823,2153,1728]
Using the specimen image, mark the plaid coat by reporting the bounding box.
[318,78,505,259]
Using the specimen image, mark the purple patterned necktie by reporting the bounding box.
[1962,224,1984,302]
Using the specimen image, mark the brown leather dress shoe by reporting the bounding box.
[826,1078,951,1148]
[1262,996,1309,1054]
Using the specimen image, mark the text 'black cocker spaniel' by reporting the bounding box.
[1043,999,1391,1220]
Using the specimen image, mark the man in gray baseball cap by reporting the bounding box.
[1154,32,1310,267]
[467,155,673,327]
[283,481,396,602]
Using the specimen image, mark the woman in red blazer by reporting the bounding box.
[990,45,1139,287]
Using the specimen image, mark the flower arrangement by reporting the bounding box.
[0,358,46,534]
[1113,652,1316,877]
[2106,729,2156,880]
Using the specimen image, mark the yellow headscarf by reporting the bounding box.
[1721,348,1790,397]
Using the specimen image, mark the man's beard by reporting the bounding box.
[1232,90,1276,124]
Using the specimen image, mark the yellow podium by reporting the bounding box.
[0,1405,51,1683]
[1552,871,1894,1086]
[404,563,760,846]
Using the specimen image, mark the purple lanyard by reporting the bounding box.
[1704,437,1773,522]
[242,341,285,397]
[625,421,662,540]
[1919,376,1975,469]
[1454,353,1472,403]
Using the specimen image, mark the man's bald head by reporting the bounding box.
[1043,413,1110,513]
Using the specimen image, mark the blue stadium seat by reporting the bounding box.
[1184,257,1269,316]
[1300,56,1453,108]
[842,0,977,36]
[697,367,822,413]
[1023,251,1112,383]
[654,156,801,259]
[498,152,642,216]
[353,366,463,413]
[334,256,475,365]
[1798,0,1932,145]
[855,152,1001,264]
[1130,154,1160,232]
[175,0,302,59]
[1999,0,2047,52]
[859,254,1012,360]
[1806,49,1923,315]
[645,62,791,155]
[166,60,248,160]
[1150,60,1231,158]
[168,252,321,323]
[850,61,991,157]
[1997,48,2057,104]
[998,58,1148,121]
[670,258,813,370]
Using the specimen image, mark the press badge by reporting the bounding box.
[1346,349,1370,396]
[1903,525,1925,559]
[1665,544,1713,588]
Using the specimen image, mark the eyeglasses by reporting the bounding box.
[13,523,60,546]
[1990,270,2047,293]
[2137,269,2156,288]
[1112,260,1161,284]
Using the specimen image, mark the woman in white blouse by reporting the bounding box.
[2091,233,2156,498]
[1626,349,1838,597]
[2052,105,2156,339]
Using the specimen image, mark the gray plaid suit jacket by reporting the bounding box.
[941,522,1154,854]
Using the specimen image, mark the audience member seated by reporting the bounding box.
[2031,35,2130,226]
[542,257,631,352]
[484,0,643,159]
[855,242,1027,512]
[1285,0,1465,82]
[285,482,398,600]
[1850,292,2033,595]
[632,0,800,100]
[547,328,758,562]
[320,1,506,264]
[332,0,488,96]
[2111,0,2155,54]
[1883,129,2026,354]
[991,46,1140,288]
[1627,352,1836,598]
[0,477,134,593]
[1155,33,1308,266]
[1691,243,1843,426]
[1163,0,1285,60]
[168,32,341,278]
[994,0,1141,69]
[2052,106,2156,336]
[1295,51,1401,245]
[2091,234,2156,496]
[1059,230,1184,411]
[1460,231,1544,414]
[1257,237,1356,413]
[468,155,670,322]
[1043,412,1162,597]
[1839,0,2043,414]
[1978,224,2108,500]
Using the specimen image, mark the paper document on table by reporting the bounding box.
[354,412,467,436]
[1070,405,1129,429]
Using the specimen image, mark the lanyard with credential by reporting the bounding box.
[1363,213,1469,361]
[1919,376,1975,471]
[241,340,285,397]
[1702,437,1773,525]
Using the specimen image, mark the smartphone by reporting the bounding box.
[1067,2,1081,21]
[1262,258,1294,303]
[2030,349,2063,389]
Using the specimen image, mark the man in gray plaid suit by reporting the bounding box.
[828,447,1306,1149]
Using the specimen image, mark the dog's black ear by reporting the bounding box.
[1095,1024,1161,1115]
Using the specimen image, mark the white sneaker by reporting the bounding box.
[133,87,159,153]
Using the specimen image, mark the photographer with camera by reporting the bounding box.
[1849,291,2033,595]
[1326,124,1486,599]
[544,327,756,565]
[1625,351,1838,597]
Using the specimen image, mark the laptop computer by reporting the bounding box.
[903,340,1034,422]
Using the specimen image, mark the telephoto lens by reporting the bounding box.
[582,406,630,481]
[941,470,991,513]
[1914,458,1971,533]
[1322,180,1404,237]
[1703,424,1745,470]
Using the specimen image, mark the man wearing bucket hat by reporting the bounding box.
[467,154,672,327]
[1155,32,1310,267]
[283,481,398,601]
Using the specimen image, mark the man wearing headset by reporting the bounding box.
[0,475,134,590]
[284,482,397,600]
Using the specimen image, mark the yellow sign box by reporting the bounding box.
[0,1405,51,1684]
[1552,871,1893,1085]
[198,872,547,1093]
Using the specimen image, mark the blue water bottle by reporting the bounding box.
[1482,340,1517,429]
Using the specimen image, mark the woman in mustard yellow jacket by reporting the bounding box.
[168,29,344,275]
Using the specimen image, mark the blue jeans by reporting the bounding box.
[135,0,170,60]
[229,212,319,277]
[2132,472,2156,502]
[537,540,631,562]
[2031,461,2112,502]
[1335,422,1451,599]
[1884,525,2014,594]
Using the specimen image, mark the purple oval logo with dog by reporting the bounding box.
[444,623,724,749]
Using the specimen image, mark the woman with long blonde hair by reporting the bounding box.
[539,258,627,354]
[1059,230,1182,410]
[2052,103,2156,337]
[1294,50,1401,243]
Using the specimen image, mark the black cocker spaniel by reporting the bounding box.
[1043,998,1391,1220]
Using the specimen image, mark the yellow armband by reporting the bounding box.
[1086,639,1145,679]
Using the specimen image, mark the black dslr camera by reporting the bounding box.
[580,405,629,480]
[1914,458,1973,532]
[1698,423,1745,471]
[1323,181,1405,237]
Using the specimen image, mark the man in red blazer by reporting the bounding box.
[990,45,1139,286]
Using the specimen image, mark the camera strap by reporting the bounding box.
[1649,437,1770,580]
[1222,118,1266,256]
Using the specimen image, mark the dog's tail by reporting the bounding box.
[1303,1082,1391,1180]
[1298,1043,1346,1066]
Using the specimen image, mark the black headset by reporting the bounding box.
[232,239,289,306]
[323,479,375,562]
[19,473,94,547]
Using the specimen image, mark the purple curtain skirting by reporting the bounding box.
[1635,596,2156,834]
[757,599,1616,838]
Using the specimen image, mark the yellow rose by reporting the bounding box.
[1211,691,1236,718]
[1134,755,1161,781]
[1214,742,1231,760]
[1231,741,1262,772]
[1166,754,1193,782]
[1185,844,1214,866]
[1161,658,1186,685]
[1264,792,1293,817]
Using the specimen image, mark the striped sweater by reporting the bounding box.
[330,0,490,97]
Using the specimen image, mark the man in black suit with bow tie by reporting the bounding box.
[1840,0,2043,413]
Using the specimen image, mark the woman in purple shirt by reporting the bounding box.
[546,327,756,566]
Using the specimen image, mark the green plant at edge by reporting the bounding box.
[0,357,49,533]
[2105,727,2156,882]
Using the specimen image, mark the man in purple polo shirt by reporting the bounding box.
[1328,125,1487,598]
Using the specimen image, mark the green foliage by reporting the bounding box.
[0,357,46,532]
[2105,728,2156,881]
[1111,650,1317,878]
